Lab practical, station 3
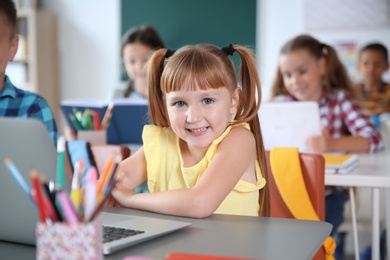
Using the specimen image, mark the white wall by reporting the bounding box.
[40,0,120,101]
[38,0,390,105]
[258,0,390,101]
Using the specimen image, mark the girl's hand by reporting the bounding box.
[306,127,334,153]
[110,187,135,208]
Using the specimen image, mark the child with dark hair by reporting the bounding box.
[0,0,58,146]
[353,42,390,128]
[112,24,165,99]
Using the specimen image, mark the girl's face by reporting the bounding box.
[165,85,239,152]
[279,49,326,101]
[122,42,154,90]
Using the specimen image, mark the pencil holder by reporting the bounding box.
[78,130,107,145]
[36,217,103,260]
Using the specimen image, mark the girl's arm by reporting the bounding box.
[112,127,257,218]
[306,127,370,153]
[115,147,148,190]
[307,92,383,153]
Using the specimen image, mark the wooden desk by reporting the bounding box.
[0,207,331,260]
[325,151,390,260]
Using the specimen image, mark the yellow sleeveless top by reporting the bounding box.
[142,122,266,216]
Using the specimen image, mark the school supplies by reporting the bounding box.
[61,98,149,144]
[0,118,191,255]
[323,154,359,174]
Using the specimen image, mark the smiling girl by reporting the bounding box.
[109,44,270,217]
[270,35,384,247]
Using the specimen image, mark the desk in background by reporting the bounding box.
[325,151,390,260]
[0,207,331,260]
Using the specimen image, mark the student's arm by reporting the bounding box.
[306,93,383,153]
[111,127,256,218]
[306,127,370,153]
[104,147,147,207]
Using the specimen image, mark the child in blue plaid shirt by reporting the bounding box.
[0,0,58,146]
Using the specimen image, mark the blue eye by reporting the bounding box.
[203,98,214,105]
[174,101,186,107]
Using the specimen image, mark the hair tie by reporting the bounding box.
[320,43,328,56]
[165,49,176,58]
[222,44,235,56]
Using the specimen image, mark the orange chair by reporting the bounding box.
[266,151,326,260]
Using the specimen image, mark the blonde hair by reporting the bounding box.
[271,34,353,99]
[147,44,270,217]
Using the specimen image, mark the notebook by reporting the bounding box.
[323,154,359,174]
[0,118,191,254]
[60,98,149,144]
[259,101,322,152]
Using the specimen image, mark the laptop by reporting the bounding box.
[0,118,191,255]
[259,101,322,152]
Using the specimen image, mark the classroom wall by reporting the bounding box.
[37,0,390,122]
[40,0,121,101]
[259,0,390,101]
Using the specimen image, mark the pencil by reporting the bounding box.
[4,158,35,206]
[30,169,46,223]
[100,102,114,129]
[96,153,115,198]
[40,175,63,222]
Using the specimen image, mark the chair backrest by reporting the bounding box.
[65,141,130,179]
[90,144,130,175]
[266,151,326,260]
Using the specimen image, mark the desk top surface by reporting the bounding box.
[0,207,331,260]
[325,150,390,187]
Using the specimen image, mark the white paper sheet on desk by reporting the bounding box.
[325,160,359,174]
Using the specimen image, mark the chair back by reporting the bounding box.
[266,151,326,260]
[65,141,130,179]
[90,144,130,175]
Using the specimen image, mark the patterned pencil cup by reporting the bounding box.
[78,130,107,145]
[36,217,103,260]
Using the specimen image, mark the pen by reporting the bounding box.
[85,166,98,221]
[4,158,35,205]
[56,136,66,189]
[100,102,114,129]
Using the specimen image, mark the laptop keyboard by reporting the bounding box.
[103,225,145,243]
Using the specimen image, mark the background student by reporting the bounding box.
[353,42,390,128]
[108,43,270,217]
[111,24,165,100]
[0,0,58,146]
[269,34,383,258]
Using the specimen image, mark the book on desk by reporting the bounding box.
[323,154,359,174]
[60,98,149,144]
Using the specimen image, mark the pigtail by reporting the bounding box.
[322,44,354,94]
[147,48,170,126]
[233,45,270,217]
